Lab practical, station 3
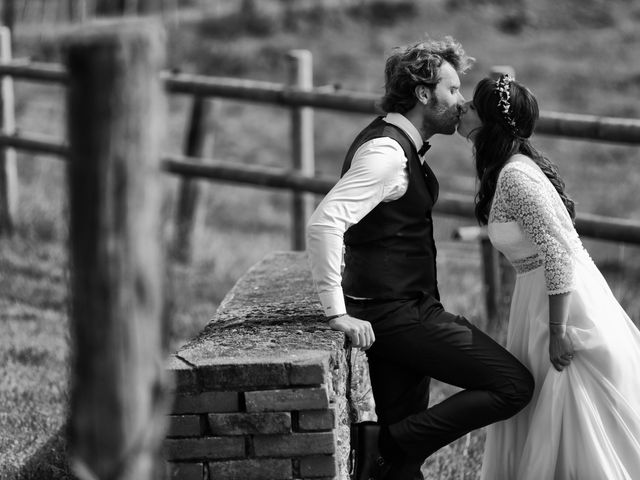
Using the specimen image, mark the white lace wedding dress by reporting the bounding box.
[480,156,640,480]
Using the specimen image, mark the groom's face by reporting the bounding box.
[422,61,465,135]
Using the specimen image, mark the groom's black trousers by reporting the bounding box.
[347,294,534,467]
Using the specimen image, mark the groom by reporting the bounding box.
[306,37,534,479]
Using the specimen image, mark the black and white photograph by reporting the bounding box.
[1,1,639,479]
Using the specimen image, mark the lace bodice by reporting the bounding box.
[488,157,583,295]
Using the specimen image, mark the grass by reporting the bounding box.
[2,0,640,478]
[0,238,70,479]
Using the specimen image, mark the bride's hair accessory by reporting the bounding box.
[495,74,518,135]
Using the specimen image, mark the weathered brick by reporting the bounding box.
[167,415,206,438]
[288,354,329,386]
[177,352,292,390]
[166,355,198,394]
[164,437,245,461]
[297,409,335,432]
[299,455,336,478]
[253,432,335,457]
[166,462,203,480]
[172,391,239,414]
[202,361,290,390]
[208,459,292,480]
[208,412,291,435]
[245,387,329,412]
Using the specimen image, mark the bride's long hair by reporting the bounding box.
[471,77,575,225]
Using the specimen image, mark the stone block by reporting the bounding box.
[176,350,332,390]
[172,391,239,414]
[253,432,335,457]
[208,412,291,435]
[167,415,206,438]
[166,355,198,394]
[245,387,329,412]
[297,409,335,432]
[164,437,244,461]
[166,462,203,480]
[299,455,336,478]
[208,458,292,480]
[289,358,327,386]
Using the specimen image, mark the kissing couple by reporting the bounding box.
[306,36,640,480]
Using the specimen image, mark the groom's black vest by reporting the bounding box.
[341,117,440,300]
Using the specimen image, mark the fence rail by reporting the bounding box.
[2,130,640,246]
[1,60,640,143]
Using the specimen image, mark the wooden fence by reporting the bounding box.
[1,27,640,317]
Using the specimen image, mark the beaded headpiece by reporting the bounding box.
[495,74,518,135]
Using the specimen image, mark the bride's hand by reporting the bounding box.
[549,324,575,371]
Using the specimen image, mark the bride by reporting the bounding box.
[458,74,640,480]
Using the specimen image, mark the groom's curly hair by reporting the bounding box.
[380,36,474,114]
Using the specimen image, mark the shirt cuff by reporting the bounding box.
[318,289,346,317]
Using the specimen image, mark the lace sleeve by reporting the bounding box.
[498,166,575,295]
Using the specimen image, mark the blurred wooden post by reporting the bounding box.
[65,21,169,480]
[69,0,89,22]
[283,0,296,30]
[0,27,16,236]
[172,96,212,263]
[95,0,127,15]
[241,0,257,18]
[477,227,502,332]
[2,0,15,33]
[288,49,315,251]
[480,236,500,322]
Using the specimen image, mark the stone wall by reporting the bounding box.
[164,251,357,480]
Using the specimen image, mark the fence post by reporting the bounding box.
[288,49,315,251]
[0,26,16,236]
[2,0,15,33]
[480,236,501,325]
[172,95,212,263]
[68,0,88,22]
[65,20,169,480]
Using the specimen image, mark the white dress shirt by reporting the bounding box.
[306,113,429,317]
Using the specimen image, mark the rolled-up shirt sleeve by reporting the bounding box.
[306,138,407,316]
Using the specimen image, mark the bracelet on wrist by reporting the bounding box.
[326,313,346,322]
[549,322,567,332]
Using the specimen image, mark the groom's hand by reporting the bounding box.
[328,315,376,350]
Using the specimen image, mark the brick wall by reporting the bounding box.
[164,252,354,479]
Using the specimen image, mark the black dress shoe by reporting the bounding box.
[351,422,422,480]
[351,421,383,480]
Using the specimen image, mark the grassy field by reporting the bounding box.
[2,0,640,478]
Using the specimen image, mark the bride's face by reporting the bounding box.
[457,100,482,140]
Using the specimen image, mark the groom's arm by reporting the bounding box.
[306,138,407,348]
